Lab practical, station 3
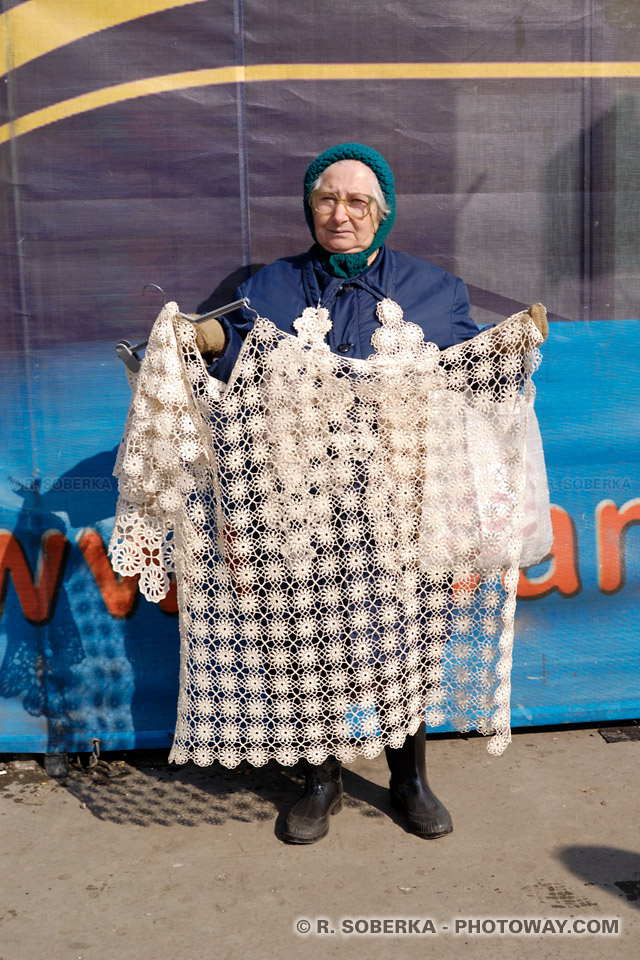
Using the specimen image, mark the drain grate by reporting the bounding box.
[614,880,640,901]
[523,881,598,910]
[598,725,640,743]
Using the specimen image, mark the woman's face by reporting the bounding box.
[312,160,380,256]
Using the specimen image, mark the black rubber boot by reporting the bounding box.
[384,723,453,839]
[283,757,343,844]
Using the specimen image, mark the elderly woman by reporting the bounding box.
[201,143,480,384]
[194,143,547,845]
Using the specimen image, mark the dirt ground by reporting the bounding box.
[0,725,638,960]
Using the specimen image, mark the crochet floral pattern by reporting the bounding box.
[109,299,543,767]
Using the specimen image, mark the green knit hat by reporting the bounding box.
[303,142,396,279]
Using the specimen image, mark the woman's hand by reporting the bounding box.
[193,316,226,357]
[525,303,548,341]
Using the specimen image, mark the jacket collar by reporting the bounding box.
[301,244,396,309]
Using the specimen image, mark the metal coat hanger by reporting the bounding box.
[114,284,257,373]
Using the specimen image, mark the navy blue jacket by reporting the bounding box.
[209,244,480,382]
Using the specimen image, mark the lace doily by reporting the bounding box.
[109,299,542,767]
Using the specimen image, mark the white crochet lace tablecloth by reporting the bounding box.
[109,299,543,767]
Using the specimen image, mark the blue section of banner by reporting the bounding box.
[1,318,638,752]
[511,318,640,728]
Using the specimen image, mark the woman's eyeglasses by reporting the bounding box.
[310,191,374,220]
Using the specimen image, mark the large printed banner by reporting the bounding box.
[1,0,639,753]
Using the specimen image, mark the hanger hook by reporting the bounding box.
[142,283,166,305]
[243,297,260,320]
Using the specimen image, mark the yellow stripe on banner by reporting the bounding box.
[2,60,640,145]
[0,0,208,77]
[0,67,239,145]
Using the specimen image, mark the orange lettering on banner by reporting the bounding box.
[452,573,480,603]
[159,577,178,614]
[517,506,581,599]
[596,498,640,594]
[77,529,139,617]
[0,529,69,623]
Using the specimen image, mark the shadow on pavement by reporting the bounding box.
[59,754,392,832]
[557,844,640,910]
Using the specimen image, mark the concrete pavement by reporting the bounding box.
[0,725,638,960]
